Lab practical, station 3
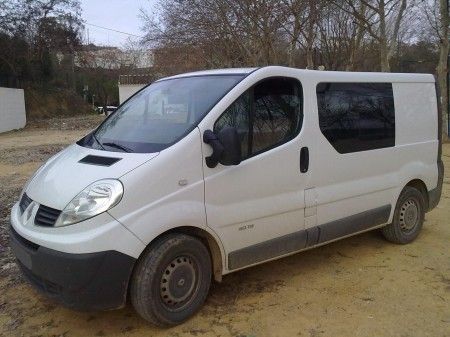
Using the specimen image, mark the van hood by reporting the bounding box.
[25,144,158,210]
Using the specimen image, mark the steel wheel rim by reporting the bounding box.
[160,255,199,311]
[399,198,419,233]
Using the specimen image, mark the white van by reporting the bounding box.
[10,67,443,326]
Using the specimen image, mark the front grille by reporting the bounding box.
[35,204,61,227]
[19,193,32,214]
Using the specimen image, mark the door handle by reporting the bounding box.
[300,147,309,173]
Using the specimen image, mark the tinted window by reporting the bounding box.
[215,77,303,160]
[87,75,244,153]
[214,91,251,158]
[317,83,395,153]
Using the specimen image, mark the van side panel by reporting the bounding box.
[311,80,439,232]
[395,82,438,146]
[311,143,399,226]
[393,82,439,194]
[310,82,399,229]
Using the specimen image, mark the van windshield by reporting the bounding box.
[92,75,245,153]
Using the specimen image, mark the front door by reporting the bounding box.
[200,77,311,270]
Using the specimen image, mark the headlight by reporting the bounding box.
[54,179,123,227]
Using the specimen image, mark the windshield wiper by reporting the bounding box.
[92,133,105,150]
[101,142,133,153]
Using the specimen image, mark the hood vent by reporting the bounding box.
[79,155,122,167]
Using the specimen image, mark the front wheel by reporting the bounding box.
[381,186,425,244]
[130,233,212,326]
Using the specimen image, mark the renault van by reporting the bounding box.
[10,66,443,326]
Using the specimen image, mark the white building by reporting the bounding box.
[118,74,152,104]
[0,87,26,133]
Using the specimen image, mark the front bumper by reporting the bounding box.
[10,226,135,311]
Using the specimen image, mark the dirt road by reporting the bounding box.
[0,115,449,337]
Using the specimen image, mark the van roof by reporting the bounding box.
[158,68,258,81]
[158,66,435,83]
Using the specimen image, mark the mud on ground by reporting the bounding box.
[0,115,449,337]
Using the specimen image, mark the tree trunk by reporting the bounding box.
[346,19,365,71]
[387,0,407,67]
[378,1,391,72]
[437,52,449,139]
[437,0,449,138]
[288,20,300,67]
[288,41,296,67]
[380,38,390,72]
[346,38,357,71]
[306,0,317,69]
[306,47,314,69]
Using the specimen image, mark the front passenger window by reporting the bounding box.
[214,91,251,158]
[214,77,303,160]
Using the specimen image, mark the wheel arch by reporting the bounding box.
[404,179,429,211]
[134,226,225,283]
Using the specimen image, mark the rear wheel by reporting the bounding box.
[381,186,425,244]
[130,233,212,327]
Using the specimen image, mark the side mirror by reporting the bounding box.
[203,127,241,168]
[217,127,242,166]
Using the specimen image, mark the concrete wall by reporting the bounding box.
[119,84,145,104]
[0,87,26,133]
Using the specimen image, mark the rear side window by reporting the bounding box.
[316,83,395,153]
[215,77,303,160]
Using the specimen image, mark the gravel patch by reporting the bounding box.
[26,115,103,131]
[0,144,67,165]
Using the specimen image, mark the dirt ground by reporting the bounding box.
[0,115,449,337]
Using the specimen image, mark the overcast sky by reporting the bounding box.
[80,0,157,47]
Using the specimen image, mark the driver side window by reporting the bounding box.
[214,77,303,161]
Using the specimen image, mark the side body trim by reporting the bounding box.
[316,205,391,244]
[228,230,307,270]
[228,205,391,270]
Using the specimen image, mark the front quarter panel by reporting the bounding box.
[109,128,207,246]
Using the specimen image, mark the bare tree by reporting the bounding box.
[437,0,449,138]
[336,0,408,71]
[140,0,442,85]
[346,3,368,71]
[421,0,449,137]
[278,0,307,67]
[141,0,290,69]
[316,2,369,70]
[301,0,323,69]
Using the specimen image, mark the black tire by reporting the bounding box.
[381,186,425,244]
[130,233,212,327]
